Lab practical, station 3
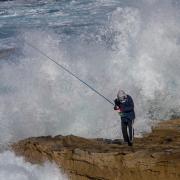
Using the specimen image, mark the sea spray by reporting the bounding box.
[0,0,179,142]
[0,151,67,180]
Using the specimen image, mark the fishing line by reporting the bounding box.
[23,39,115,106]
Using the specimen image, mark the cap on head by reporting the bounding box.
[117,90,127,100]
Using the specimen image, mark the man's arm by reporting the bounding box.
[114,99,120,110]
[122,96,134,112]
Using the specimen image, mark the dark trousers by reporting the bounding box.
[121,117,134,143]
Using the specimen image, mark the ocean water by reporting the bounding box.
[0,0,180,179]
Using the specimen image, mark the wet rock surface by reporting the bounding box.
[12,119,180,180]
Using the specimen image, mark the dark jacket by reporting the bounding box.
[114,95,135,120]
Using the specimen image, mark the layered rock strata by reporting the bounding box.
[12,119,180,180]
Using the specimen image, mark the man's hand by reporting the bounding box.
[114,105,118,110]
[114,105,121,112]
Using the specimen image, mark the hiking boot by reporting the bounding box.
[128,141,133,146]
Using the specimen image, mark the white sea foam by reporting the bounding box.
[0,151,68,180]
[105,0,180,133]
[0,0,179,142]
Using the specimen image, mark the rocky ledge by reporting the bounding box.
[12,119,180,180]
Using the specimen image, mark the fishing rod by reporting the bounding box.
[0,32,121,138]
[23,40,115,106]
[0,30,114,105]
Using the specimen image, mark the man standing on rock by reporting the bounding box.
[114,90,135,146]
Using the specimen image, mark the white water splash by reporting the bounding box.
[0,0,179,143]
[0,151,68,180]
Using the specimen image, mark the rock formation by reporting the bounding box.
[12,119,180,180]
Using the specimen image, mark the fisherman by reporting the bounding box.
[114,90,135,146]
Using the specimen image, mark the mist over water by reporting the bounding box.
[0,151,67,180]
[0,0,180,179]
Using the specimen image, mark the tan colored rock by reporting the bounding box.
[12,119,180,180]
